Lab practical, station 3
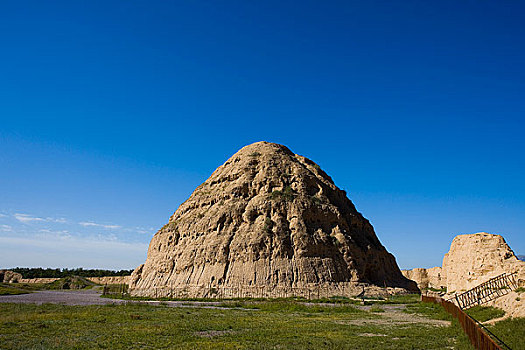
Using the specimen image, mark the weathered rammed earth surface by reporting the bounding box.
[443,232,525,292]
[18,278,59,284]
[17,277,130,284]
[0,270,23,283]
[403,232,525,318]
[403,233,524,293]
[130,142,417,298]
[401,267,445,290]
[87,276,130,285]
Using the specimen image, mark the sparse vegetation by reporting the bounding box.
[0,283,31,295]
[405,301,452,320]
[0,283,48,295]
[408,302,523,349]
[424,287,447,293]
[515,287,525,293]
[377,293,421,304]
[249,152,261,157]
[310,195,323,205]
[219,300,365,314]
[369,305,385,313]
[486,317,525,350]
[270,185,296,201]
[263,217,273,234]
[465,305,505,322]
[43,276,98,290]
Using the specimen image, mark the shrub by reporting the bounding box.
[310,195,322,205]
[263,217,273,234]
[271,186,296,201]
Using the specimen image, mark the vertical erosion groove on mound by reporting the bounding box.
[130,141,418,297]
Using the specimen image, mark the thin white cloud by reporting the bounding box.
[79,221,121,229]
[47,217,67,223]
[14,213,46,223]
[0,224,12,232]
[13,213,67,224]
[37,229,71,239]
[0,214,7,218]
[133,227,153,234]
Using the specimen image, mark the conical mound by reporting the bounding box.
[130,142,417,297]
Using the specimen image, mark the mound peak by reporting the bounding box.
[130,142,417,297]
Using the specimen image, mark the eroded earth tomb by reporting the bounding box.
[130,142,417,298]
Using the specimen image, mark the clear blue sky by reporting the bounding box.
[1,1,524,270]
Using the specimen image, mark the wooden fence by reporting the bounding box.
[102,283,129,296]
[422,295,510,350]
[128,282,396,300]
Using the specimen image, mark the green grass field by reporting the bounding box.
[465,305,505,322]
[487,317,525,349]
[0,299,476,349]
[1,286,522,349]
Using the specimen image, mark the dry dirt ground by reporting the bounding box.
[352,304,450,327]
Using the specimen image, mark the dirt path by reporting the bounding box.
[343,304,451,327]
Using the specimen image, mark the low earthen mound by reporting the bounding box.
[0,270,22,283]
[130,141,417,297]
[45,276,97,290]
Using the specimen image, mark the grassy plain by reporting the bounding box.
[0,298,476,350]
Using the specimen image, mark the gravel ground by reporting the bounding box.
[0,290,232,309]
[0,289,127,306]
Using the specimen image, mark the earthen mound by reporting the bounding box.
[130,142,417,297]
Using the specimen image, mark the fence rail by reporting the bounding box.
[102,283,129,296]
[422,295,510,350]
[449,272,518,310]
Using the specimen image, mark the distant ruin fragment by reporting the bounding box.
[0,270,22,283]
[403,232,525,292]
